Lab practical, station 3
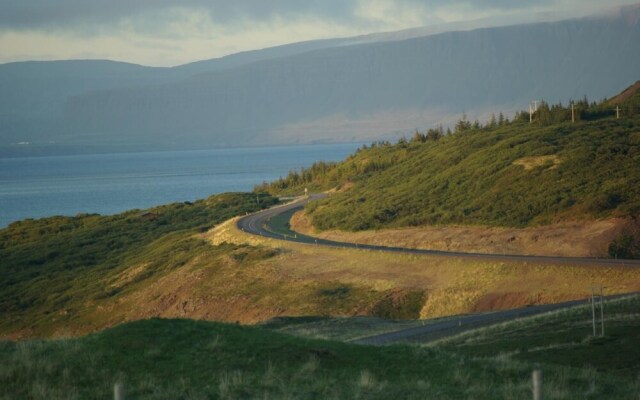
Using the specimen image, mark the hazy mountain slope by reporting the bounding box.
[0,38,361,152]
[174,37,355,76]
[0,60,165,117]
[2,6,639,154]
[0,60,173,145]
[63,9,640,149]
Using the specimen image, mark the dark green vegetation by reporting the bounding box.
[1,297,639,399]
[257,85,640,233]
[608,233,640,259]
[0,193,277,336]
[436,295,640,379]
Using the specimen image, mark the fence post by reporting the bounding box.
[532,370,542,400]
[114,383,124,400]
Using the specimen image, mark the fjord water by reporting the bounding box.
[0,143,361,228]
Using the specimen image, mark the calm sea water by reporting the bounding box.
[0,143,361,228]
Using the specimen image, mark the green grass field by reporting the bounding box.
[434,294,640,379]
[271,295,640,379]
[0,320,632,400]
[1,295,639,399]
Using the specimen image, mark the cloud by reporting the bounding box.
[0,0,589,31]
[0,1,354,31]
[0,0,637,66]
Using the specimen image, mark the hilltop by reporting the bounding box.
[608,80,640,106]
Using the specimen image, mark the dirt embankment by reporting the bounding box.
[291,211,633,257]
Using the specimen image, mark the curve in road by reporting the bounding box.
[237,195,640,267]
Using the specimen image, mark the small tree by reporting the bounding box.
[455,113,472,133]
[489,113,497,128]
[411,130,425,143]
[426,128,443,141]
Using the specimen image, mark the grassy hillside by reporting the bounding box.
[256,86,640,257]
[435,294,640,379]
[0,193,278,337]
[260,117,640,230]
[2,306,639,399]
[271,295,640,379]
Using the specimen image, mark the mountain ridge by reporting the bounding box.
[2,6,640,155]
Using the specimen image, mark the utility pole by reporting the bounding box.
[571,102,575,123]
[529,101,539,123]
[616,105,620,119]
[529,103,533,123]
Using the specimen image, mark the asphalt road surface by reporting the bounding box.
[352,293,637,345]
[237,196,640,344]
[237,195,640,267]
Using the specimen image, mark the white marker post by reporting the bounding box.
[532,370,542,400]
[114,383,125,400]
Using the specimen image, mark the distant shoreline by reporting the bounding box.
[0,140,365,159]
[0,143,362,228]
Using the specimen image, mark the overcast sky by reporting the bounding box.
[0,0,637,67]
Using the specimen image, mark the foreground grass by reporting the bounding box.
[264,296,640,379]
[1,317,639,400]
[434,294,640,379]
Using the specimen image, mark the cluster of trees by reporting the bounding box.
[255,147,407,195]
[258,85,640,202]
[255,161,338,194]
[410,126,445,143]
[512,96,638,126]
[453,112,510,133]
[451,88,640,132]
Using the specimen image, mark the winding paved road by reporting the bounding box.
[238,196,640,344]
[238,195,640,267]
